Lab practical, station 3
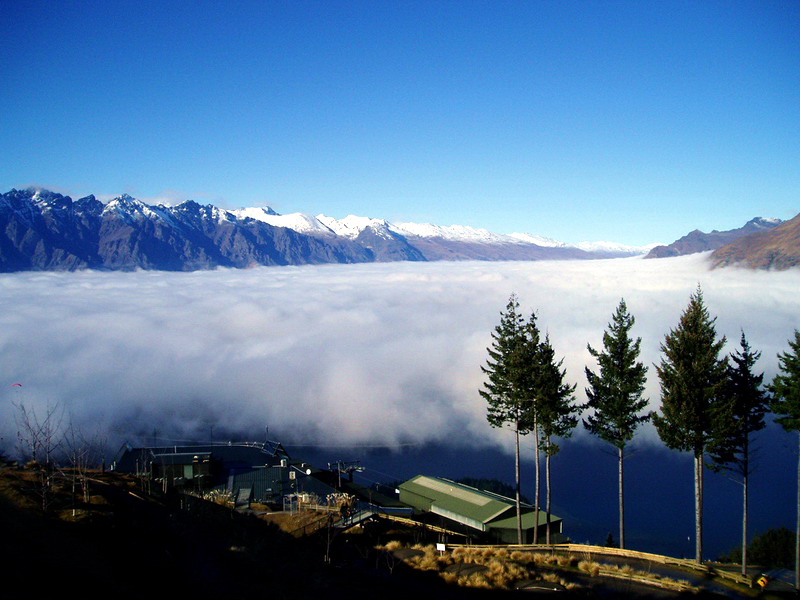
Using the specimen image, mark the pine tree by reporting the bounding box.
[653,286,727,563]
[707,332,768,576]
[769,329,800,590]
[520,310,544,543]
[480,294,538,544]
[583,298,650,549]
[536,334,577,544]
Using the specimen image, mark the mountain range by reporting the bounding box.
[3,187,796,272]
[0,188,648,272]
[644,217,783,258]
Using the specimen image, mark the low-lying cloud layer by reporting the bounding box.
[1,254,798,454]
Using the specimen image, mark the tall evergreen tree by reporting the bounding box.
[520,311,544,544]
[536,334,578,544]
[769,329,800,590]
[481,294,538,544]
[583,299,650,549]
[653,286,728,563]
[707,332,769,576]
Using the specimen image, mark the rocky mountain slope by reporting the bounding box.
[710,212,800,270]
[0,188,646,272]
[644,217,782,259]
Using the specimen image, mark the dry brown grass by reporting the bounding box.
[386,543,559,591]
[0,469,41,510]
[510,550,533,561]
[403,544,455,571]
[578,559,601,577]
[440,572,458,584]
[382,540,403,551]
[557,554,577,568]
[577,558,699,592]
[540,571,576,590]
[380,543,600,592]
[260,510,329,535]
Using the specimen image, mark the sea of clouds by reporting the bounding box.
[1,253,798,456]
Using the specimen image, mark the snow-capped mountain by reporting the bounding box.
[0,187,647,272]
[230,207,338,236]
[235,206,651,256]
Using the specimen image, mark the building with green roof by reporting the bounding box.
[399,475,563,544]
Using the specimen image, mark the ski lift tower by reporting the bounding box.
[327,460,364,488]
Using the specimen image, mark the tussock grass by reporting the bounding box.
[557,554,577,568]
[510,550,532,561]
[440,572,458,584]
[383,542,582,591]
[368,537,704,595]
[579,559,602,577]
[578,558,699,592]
[541,571,575,589]
[382,540,404,551]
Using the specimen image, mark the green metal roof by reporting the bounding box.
[399,475,560,530]
[400,476,511,524]
[489,509,560,529]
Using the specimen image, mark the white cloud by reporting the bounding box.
[0,254,798,455]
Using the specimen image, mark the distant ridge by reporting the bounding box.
[710,212,800,270]
[645,217,783,259]
[0,187,647,273]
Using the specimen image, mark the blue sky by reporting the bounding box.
[2,1,798,245]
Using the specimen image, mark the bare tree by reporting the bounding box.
[63,419,107,507]
[13,399,65,511]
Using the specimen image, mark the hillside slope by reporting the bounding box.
[645,217,782,259]
[0,467,503,599]
[710,212,800,270]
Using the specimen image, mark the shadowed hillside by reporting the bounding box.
[0,466,524,599]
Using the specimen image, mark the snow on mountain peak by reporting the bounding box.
[69,189,656,253]
[572,240,653,254]
[317,214,392,239]
[102,194,182,228]
[507,232,567,248]
[392,221,512,244]
[232,207,335,235]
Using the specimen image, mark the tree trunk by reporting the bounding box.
[619,445,625,550]
[742,468,748,576]
[796,432,800,590]
[694,453,703,563]
[742,433,749,577]
[546,436,552,545]
[534,420,540,544]
[515,419,523,544]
